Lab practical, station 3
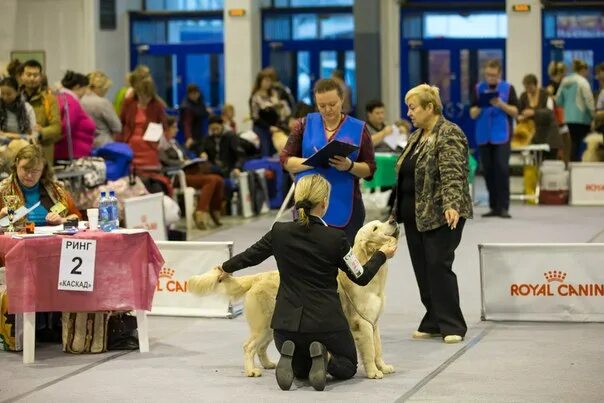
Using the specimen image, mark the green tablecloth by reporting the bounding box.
[363,153,398,189]
[363,152,478,189]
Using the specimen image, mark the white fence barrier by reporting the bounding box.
[570,162,604,205]
[479,244,604,322]
[151,241,240,318]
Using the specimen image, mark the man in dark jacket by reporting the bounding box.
[194,115,246,178]
[180,84,209,148]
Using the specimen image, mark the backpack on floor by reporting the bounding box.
[62,312,110,354]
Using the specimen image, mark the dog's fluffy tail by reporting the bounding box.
[188,267,259,301]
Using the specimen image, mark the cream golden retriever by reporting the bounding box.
[189,219,399,379]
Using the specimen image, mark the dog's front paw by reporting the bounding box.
[366,369,384,379]
[378,364,395,374]
[246,368,263,377]
[262,361,276,369]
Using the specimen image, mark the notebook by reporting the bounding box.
[303,140,359,169]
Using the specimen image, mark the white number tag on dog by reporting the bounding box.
[343,249,364,278]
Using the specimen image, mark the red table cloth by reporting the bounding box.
[0,231,164,313]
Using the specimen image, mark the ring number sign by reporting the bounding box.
[58,239,97,292]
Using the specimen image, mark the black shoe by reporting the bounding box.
[481,210,499,218]
[309,341,328,391]
[499,210,512,218]
[276,340,295,391]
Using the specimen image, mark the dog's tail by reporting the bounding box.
[188,267,259,301]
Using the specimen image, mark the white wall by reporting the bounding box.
[506,0,542,90]
[2,0,141,100]
[0,0,18,71]
[224,0,261,132]
[93,0,143,100]
[11,0,92,87]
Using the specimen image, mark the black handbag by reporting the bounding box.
[106,312,139,350]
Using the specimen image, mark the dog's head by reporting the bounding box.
[353,218,399,260]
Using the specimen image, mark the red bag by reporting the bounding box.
[553,106,565,125]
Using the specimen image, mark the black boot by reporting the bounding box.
[309,341,328,391]
[276,340,295,391]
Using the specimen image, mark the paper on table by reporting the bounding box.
[142,122,164,142]
[0,201,40,227]
[111,228,148,234]
[383,124,407,151]
[12,233,56,239]
[35,225,64,234]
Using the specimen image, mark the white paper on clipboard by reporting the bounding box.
[383,124,407,151]
[142,122,164,142]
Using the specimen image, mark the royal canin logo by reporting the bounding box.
[156,267,188,292]
[510,271,603,297]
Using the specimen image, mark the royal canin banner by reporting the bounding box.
[479,244,604,322]
[150,241,235,318]
[570,162,604,206]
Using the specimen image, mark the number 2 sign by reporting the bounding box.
[58,238,97,292]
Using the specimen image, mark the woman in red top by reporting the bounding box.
[118,78,173,196]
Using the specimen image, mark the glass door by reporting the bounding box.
[262,9,355,108]
[402,39,505,150]
[130,12,224,109]
[543,10,604,88]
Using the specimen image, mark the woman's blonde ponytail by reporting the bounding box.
[294,174,331,226]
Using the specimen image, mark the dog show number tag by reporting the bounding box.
[58,238,96,292]
[343,249,364,279]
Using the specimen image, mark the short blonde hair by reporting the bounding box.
[405,84,443,115]
[294,174,331,227]
[88,71,112,92]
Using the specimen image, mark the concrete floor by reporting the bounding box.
[2,178,603,403]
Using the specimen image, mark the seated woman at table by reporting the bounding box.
[0,144,81,227]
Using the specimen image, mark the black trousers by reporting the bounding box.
[273,329,357,380]
[567,123,591,162]
[403,219,467,337]
[479,142,510,212]
[342,197,365,245]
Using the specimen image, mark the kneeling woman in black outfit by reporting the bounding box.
[216,174,397,391]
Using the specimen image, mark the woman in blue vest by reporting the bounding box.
[280,78,376,244]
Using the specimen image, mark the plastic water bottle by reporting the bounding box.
[108,191,119,230]
[98,191,110,232]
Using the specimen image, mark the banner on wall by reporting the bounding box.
[479,244,604,322]
[151,241,240,318]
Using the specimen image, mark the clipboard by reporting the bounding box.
[303,140,359,168]
[478,91,499,107]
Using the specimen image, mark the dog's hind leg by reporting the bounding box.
[351,319,383,379]
[243,335,262,377]
[373,325,394,374]
[256,329,276,369]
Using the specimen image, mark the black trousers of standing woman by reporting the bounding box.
[403,219,467,337]
[567,123,591,162]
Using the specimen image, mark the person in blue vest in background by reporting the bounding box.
[470,59,519,219]
[280,78,376,244]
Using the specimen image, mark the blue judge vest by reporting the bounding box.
[475,80,511,145]
[296,113,363,227]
